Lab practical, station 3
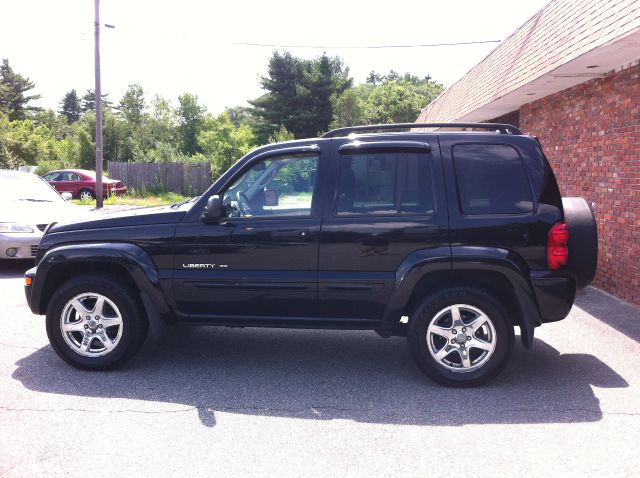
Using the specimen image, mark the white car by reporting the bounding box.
[0,170,80,260]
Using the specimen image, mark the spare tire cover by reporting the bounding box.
[562,197,598,289]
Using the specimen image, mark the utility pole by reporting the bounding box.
[94,0,104,208]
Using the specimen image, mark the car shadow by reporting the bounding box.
[12,327,627,428]
[574,287,640,343]
[0,259,34,279]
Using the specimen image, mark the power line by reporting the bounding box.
[231,40,501,49]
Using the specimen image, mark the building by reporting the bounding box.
[418,0,640,305]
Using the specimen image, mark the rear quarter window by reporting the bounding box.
[452,144,533,215]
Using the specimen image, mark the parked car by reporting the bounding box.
[0,170,81,261]
[24,122,598,386]
[42,169,127,200]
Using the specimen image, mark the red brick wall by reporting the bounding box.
[520,62,640,305]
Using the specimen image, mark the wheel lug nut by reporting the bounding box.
[452,330,457,335]
[86,316,90,321]
[84,325,88,329]
[462,327,466,333]
[451,339,456,344]
[467,336,471,341]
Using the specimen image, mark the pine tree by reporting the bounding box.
[81,89,112,113]
[0,58,41,121]
[250,52,352,140]
[59,89,82,124]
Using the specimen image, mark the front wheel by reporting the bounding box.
[46,274,148,370]
[408,287,514,387]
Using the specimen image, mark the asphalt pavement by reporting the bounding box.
[1,260,639,477]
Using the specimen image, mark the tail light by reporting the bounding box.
[547,222,569,269]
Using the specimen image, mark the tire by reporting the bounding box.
[46,274,148,370]
[78,189,95,201]
[562,197,598,289]
[408,287,514,387]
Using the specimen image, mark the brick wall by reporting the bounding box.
[520,62,640,305]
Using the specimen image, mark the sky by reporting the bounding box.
[0,0,550,114]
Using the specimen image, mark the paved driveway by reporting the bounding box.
[1,260,639,477]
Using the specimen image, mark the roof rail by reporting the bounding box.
[321,122,522,138]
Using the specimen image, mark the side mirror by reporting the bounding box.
[201,195,223,223]
[264,189,278,206]
[61,192,73,201]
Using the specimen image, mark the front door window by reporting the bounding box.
[222,155,319,219]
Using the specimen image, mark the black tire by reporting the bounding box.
[78,188,95,200]
[46,274,148,370]
[562,197,598,289]
[408,287,514,387]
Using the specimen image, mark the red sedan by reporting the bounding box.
[42,169,127,201]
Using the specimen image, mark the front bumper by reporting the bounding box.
[0,232,41,259]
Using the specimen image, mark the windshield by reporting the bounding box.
[0,173,65,203]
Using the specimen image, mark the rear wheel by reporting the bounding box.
[78,189,95,201]
[408,287,514,387]
[46,274,148,370]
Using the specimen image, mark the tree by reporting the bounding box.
[59,89,82,124]
[225,106,253,128]
[0,59,41,121]
[176,93,206,155]
[250,51,352,140]
[330,84,373,128]
[81,89,112,113]
[118,83,145,125]
[331,73,444,127]
[366,71,383,86]
[198,112,256,178]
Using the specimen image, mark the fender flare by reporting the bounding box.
[379,247,451,337]
[450,247,541,348]
[379,246,540,348]
[30,242,170,341]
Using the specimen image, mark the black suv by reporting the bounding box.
[24,123,598,386]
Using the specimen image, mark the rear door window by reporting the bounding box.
[452,144,533,215]
[336,152,433,216]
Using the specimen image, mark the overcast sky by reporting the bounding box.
[1,0,550,114]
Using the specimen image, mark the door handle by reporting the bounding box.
[271,230,309,240]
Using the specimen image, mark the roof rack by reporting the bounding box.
[321,122,522,138]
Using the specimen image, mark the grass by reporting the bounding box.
[72,191,187,207]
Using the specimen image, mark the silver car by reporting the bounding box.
[0,170,78,260]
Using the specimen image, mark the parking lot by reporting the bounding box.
[1,260,639,477]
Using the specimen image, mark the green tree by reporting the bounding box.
[81,89,112,113]
[0,59,41,121]
[332,73,444,127]
[331,83,373,128]
[225,106,253,128]
[250,51,352,140]
[176,93,206,155]
[118,83,145,125]
[59,89,82,124]
[366,71,383,86]
[198,112,256,178]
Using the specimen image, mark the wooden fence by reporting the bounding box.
[107,161,212,195]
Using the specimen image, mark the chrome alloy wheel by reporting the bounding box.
[426,304,497,373]
[60,293,123,357]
